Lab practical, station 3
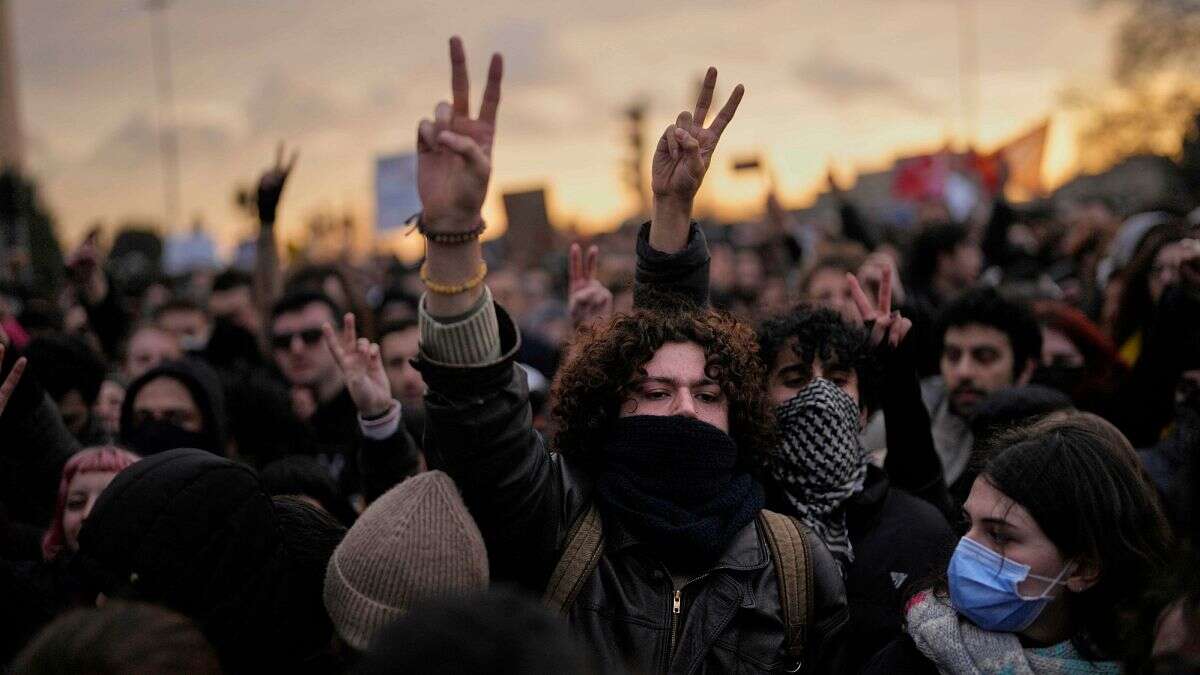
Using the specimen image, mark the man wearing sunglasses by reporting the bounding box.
[270,290,422,507]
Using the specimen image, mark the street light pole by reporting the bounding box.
[145,0,181,233]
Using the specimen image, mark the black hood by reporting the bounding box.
[119,358,227,455]
[75,448,322,672]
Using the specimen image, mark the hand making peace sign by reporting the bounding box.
[567,243,614,329]
[0,343,26,419]
[651,67,745,203]
[847,265,913,350]
[417,37,503,233]
[322,314,392,420]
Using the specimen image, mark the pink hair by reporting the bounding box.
[42,446,140,560]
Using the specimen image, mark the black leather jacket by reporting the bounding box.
[415,306,848,674]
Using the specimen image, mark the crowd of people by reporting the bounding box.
[2,35,1200,673]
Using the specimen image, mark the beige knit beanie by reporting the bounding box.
[323,470,489,651]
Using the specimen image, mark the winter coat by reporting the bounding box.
[0,344,79,530]
[414,305,849,674]
[75,448,335,673]
[842,466,954,672]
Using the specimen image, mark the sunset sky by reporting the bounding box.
[9,0,1126,256]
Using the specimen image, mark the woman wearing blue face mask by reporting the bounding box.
[864,412,1173,674]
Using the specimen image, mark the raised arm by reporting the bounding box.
[636,68,743,308]
[412,37,580,590]
[848,269,953,518]
[567,243,613,330]
[65,231,128,362]
[253,144,298,322]
[321,313,422,501]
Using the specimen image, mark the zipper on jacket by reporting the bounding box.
[669,589,682,653]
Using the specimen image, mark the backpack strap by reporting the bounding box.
[543,502,605,614]
[758,509,813,665]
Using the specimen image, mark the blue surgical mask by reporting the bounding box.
[947,536,1073,632]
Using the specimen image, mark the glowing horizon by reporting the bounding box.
[9,0,1122,260]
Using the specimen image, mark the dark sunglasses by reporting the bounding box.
[271,328,324,351]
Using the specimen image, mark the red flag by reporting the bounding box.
[892,153,949,202]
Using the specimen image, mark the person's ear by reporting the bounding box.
[858,405,870,431]
[1065,558,1101,593]
[1015,357,1037,386]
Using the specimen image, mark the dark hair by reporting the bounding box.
[212,269,253,294]
[377,287,420,318]
[285,263,374,338]
[982,412,1173,661]
[152,297,206,321]
[969,385,1074,444]
[937,287,1042,379]
[378,319,419,342]
[551,307,776,468]
[1111,221,1190,348]
[906,222,969,290]
[800,254,864,295]
[271,495,347,662]
[285,263,345,295]
[951,385,1076,505]
[10,601,221,675]
[354,587,596,675]
[24,335,107,406]
[269,290,344,327]
[757,304,881,413]
[261,457,357,526]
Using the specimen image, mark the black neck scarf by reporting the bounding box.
[596,415,764,569]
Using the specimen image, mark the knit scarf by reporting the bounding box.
[906,590,1121,675]
[763,378,866,565]
[596,415,764,569]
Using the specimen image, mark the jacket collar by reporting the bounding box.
[846,464,889,531]
[604,511,770,574]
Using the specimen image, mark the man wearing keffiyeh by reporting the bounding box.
[755,292,956,673]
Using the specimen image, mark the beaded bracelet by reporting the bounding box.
[420,260,488,295]
[414,212,487,245]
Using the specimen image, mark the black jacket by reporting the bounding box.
[843,467,953,673]
[0,551,89,665]
[0,346,79,531]
[76,448,337,673]
[304,387,422,504]
[415,306,849,674]
[765,467,953,674]
[861,634,938,674]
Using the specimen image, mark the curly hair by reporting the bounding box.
[550,307,776,469]
[757,304,881,413]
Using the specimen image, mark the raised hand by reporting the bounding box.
[257,142,299,226]
[651,68,744,202]
[66,228,107,303]
[322,313,392,419]
[417,36,503,233]
[857,252,906,307]
[567,243,614,329]
[0,343,25,418]
[847,266,912,349]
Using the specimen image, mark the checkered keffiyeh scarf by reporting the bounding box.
[764,378,867,564]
